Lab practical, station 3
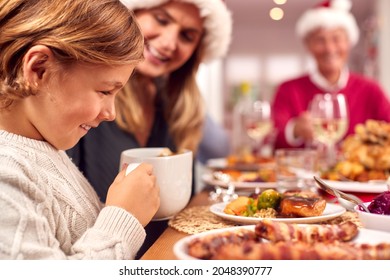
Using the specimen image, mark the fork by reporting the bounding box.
[313,176,369,212]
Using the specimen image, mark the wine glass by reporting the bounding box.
[241,100,273,156]
[308,93,348,168]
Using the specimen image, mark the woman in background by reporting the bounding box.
[272,0,390,149]
[0,0,159,259]
[67,0,232,258]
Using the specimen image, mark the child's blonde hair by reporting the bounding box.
[0,0,144,108]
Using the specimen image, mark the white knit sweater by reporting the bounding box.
[0,130,145,259]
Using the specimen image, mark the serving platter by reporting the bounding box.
[173,225,390,260]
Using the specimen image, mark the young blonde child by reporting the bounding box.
[0,0,159,259]
[68,0,233,258]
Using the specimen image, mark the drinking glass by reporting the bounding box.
[308,93,348,168]
[275,148,319,193]
[242,100,273,155]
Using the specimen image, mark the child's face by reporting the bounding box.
[25,63,135,150]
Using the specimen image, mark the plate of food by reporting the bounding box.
[202,169,277,190]
[206,155,275,171]
[319,119,389,193]
[209,201,345,224]
[209,189,345,224]
[173,220,390,260]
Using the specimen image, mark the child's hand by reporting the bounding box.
[106,163,160,227]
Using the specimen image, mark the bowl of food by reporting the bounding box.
[354,191,390,232]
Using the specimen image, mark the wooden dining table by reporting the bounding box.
[140,189,213,260]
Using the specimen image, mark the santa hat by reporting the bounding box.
[296,0,359,46]
[120,0,232,63]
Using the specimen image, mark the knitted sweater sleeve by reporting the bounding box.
[71,206,146,260]
[0,159,145,260]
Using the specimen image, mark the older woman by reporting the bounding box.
[272,0,390,149]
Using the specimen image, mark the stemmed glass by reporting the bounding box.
[308,93,348,168]
[242,100,273,155]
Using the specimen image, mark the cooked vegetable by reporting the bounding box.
[257,189,281,210]
[224,196,250,215]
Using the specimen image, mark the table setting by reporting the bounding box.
[168,176,390,260]
[136,118,390,260]
[140,179,389,260]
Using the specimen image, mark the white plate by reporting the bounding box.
[173,225,390,260]
[206,157,275,171]
[202,173,277,190]
[209,202,346,224]
[206,158,229,169]
[322,179,387,193]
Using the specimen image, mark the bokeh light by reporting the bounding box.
[273,0,287,5]
[270,7,284,21]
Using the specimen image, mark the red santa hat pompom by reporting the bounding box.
[295,0,359,46]
[120,0,232,63]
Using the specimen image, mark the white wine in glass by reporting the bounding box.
[309,93,348,167]
[242,100,272,154]
[246,120,273,141]
[311,118,348,145]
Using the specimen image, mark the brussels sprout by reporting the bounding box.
[257,189,281,210]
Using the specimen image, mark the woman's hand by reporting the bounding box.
[106,163,160,227]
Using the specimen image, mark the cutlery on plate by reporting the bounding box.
[313,176,369,212]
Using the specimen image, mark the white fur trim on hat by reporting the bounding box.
[295,0,359,46]
[120,0,232,63]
